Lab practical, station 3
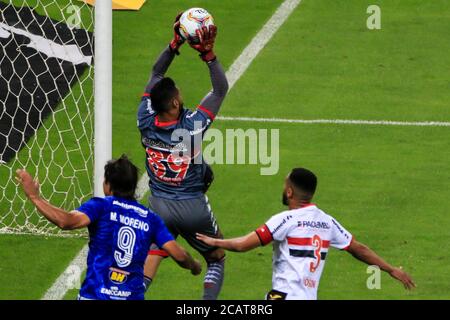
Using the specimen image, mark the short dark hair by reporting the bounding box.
[288,168,317,197]
[150,77,177,113]
[104,154,138,200]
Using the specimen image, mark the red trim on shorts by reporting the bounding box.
[142,93,151,97]
[148,249,169,257]
[287,237,330,248]
[197,105,215,120]
[255,224,273,246]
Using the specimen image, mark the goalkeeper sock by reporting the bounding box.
[202,257,225,300]
[143,276,153,292]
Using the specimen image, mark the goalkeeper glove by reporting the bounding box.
[189,25,217,62]
[169,12,185,55]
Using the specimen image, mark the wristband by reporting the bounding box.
[200,50,216,62]
[169,41,180,55]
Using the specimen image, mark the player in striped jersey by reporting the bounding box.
[197,168,416,300]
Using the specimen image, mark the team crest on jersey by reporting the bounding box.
[109,267,130,284]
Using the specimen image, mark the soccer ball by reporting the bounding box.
[178,8,215,43]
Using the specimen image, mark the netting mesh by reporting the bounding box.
[0,0,94,236]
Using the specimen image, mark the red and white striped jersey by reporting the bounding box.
[255,204,353,300]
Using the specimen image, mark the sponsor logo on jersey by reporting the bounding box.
[303,277,317,288]
[109,267,130,284]
[100,286,132,298]
[141,137,189,153]
[272,217,289,235]
[141,137,174,152]
[189,125,209,136]
[185,111,197,119]
[331,219,350,239]
[112,200,148,218]
[297,220,331,229]
[146,99,154,114]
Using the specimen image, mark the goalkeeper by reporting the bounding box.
[137,13,228,300]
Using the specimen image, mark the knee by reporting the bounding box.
[203,248,226,263]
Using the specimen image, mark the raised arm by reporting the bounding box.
[15,169,90,230]
[144,47,176,94]
[189,26,229,117]
[144,13,185,93]
[347,240,416,290]
[198,59,228,117]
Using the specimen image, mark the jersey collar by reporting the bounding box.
[300,203,316,208]
[154,116,179,128]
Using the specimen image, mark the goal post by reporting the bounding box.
[94,0,112,197]
[0,0,112,236]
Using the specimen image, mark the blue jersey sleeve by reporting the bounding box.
[152,214,175,248]
[77,197,107,224]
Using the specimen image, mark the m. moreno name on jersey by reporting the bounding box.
[110,211,150,232]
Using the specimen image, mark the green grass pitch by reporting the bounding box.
[0,0,449,299]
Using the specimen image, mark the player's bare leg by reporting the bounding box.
[143,254,164,291]
[144,244,171,292]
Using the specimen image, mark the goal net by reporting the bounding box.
[0,0,95,236]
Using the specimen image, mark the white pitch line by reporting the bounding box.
[42,0,302,300]
[41,245,89,300]
[135,172,150,201]
[216,116,450,127]
[226,0,302,90]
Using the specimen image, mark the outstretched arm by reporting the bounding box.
[190,26,229,117]
[144,47,176,94]
[15,169,90,230]
[144,13,185,93]
[196,231,261,252]
[347,240,416,290]
[198,59,229,117]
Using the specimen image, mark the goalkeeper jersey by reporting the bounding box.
[255,204,353,300]
[137,94,214,200]
[77,196,174,300]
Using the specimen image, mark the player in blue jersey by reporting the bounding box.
[137,14,228,299]
[16,155,201,300]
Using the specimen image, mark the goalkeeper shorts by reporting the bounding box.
[148,194,223,256]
